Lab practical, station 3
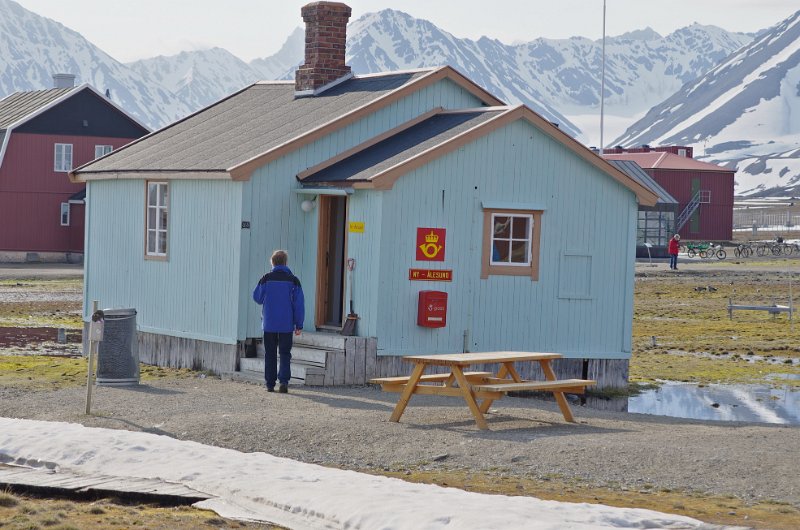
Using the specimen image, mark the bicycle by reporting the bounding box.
[685,242,710,258]
[733,243,753,258]
[699,244,726,260]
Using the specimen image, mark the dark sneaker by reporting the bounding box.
[278,383,288,394]
[266,385,275,392]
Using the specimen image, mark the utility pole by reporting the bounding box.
[599,0,607,155]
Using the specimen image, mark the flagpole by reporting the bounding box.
[599,0,607,155]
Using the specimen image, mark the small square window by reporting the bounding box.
[94,145,113,159]
[482,208,542,280]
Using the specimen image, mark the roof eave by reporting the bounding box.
[70,170,232,183]
[329,104,659,206]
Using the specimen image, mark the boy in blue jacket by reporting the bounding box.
[252,250,305,393]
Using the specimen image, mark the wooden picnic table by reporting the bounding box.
[370,352,595,430]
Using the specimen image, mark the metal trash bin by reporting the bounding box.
[96,308,139,386]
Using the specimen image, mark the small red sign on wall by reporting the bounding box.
[409,269,453,281]
[416,227,446,261]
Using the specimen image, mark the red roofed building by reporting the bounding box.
[603,146,734,242]
[0,75,149,262]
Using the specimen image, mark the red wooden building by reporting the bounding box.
[603,146,734,242]
[0,76,148,262]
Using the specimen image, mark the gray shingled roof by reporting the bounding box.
[607,159,678,205]
[304,110,504,183]
[0,88,73,129]
[76,72,429,175]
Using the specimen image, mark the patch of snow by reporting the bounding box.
[0,418,719,530]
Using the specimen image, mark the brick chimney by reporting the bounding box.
[295,2,352,94]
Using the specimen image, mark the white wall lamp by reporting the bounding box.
[300,198,317,213]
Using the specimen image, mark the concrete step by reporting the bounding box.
[242,347,327,371]
[237,358,325,384]
[254,340,342,359]
[295,331,346,351]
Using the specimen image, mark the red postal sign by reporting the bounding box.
[409,269,453,281]
[416,227,446,261]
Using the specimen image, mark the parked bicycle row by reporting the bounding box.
[674,238,800,260]
[731,240,800,258]
[678,242,727,260]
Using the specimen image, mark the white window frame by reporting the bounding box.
[54,143,73,172]
[145,181,169,259]
[94,144,113,159]
[481,208,543,281]
[60,203,70,226]
[489,213,533,266]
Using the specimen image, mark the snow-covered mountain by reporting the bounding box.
[127,48,264,111]
[613,10,800,196]
[125,9,751,141]
[346,10,751,120]
[250,27,305,80]
[0,0,189,130]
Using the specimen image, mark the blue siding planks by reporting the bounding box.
[369,119,638,359]
[84,179,242,343]
[241,79,485,338]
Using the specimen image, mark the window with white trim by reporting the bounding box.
[490,213,533,265]
[481,208,542,280]
[54,143,73,172]
[60,203,70,226]
[146,182,169,258]
[94,145,113,159]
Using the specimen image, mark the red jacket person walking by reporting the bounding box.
[252,250,305,393]
[668,234,681,270]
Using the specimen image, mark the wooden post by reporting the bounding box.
[85,300,98,415]
[790,279,794,332]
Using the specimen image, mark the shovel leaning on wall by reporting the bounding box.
[341,258,358,336]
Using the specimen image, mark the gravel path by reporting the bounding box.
[1,377,796,507]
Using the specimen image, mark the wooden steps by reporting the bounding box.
[228,332,352,386]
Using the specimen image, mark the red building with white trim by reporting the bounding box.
[0,75,149,262]
[603,146,734,242]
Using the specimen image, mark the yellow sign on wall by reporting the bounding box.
[349,221,365,233]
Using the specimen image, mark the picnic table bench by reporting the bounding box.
[369,352,595,430]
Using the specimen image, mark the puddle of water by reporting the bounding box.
[0,327,81,348]
[626,381,800,425]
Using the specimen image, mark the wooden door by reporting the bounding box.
[315,196,347,329]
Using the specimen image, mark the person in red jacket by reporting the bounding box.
[668,234,681,270]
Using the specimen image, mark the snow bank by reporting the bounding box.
[0,418,726,529]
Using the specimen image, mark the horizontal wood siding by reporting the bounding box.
[372,120,637,360]
[242,79,484,338]
[84,179,242,343]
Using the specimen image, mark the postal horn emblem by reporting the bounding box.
[419,231,443,259]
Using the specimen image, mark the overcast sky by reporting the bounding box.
[13,0,800,63]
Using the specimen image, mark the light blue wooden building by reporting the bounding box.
[72,2,657,388]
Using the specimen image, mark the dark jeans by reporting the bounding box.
[669,253,678,269]
[264,332,292,388]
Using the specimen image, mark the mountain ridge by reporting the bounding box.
[614,10,800,196]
